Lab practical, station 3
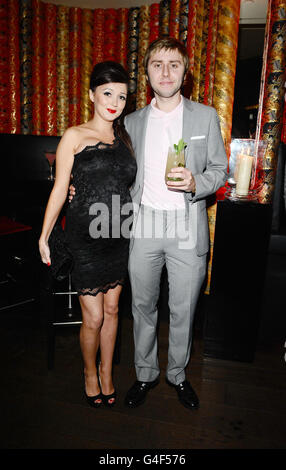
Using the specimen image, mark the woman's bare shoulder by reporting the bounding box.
[62,126,84,140]
[57,126,85,152]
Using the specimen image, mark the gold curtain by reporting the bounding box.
[57,6,69,136]
[69,8,81,127]
[43,2,57,135]
[136,5,150,110]
[1,0,240,140]
[256,0,286,204]
[32,0,43,135]
[117,9,129,68]
[20,0,33,134]
[205,0,240,294]
[80,9,93,123]
[213,0,241,148]
[8,0,21,134]
[0,0,242,294]
[192,0,204,102]
[0,0,9,133]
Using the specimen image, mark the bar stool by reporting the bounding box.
[45,271,121,369]
[43,216,121,369]
[45,272,80,369]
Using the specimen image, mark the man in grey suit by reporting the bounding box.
[124,38,228,410]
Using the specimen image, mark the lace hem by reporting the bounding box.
[77,279,124,297]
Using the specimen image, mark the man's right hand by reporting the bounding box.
[69,184,76,202]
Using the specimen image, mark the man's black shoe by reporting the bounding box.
[125,378,160,408]
[166,379,199,410]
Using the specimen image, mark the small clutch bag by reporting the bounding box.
[49,221,74,281]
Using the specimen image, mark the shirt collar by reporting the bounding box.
[150,95,183,119]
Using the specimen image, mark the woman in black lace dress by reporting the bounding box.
[39,62,136,408]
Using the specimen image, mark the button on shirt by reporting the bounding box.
[141,96,186,210]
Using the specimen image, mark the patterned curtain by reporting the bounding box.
[0,0,240,135]
[69,8,81,127]
[0,0,242,293]
[282,102,286,145]
[32,0,44,134]
[256,0,286,203]
[0,0,10,133]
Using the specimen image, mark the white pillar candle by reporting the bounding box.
[236,153,253,196]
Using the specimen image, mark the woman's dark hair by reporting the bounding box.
[90,61,133,156]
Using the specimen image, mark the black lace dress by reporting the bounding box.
[65,137,137,296]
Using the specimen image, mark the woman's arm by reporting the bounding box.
[39,128,77,264]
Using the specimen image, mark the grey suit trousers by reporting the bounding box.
[128,205,207,385]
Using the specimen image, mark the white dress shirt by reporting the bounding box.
[141,96,186,210]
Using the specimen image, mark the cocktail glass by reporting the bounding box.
[165,147,185,182]
[45,151,56,181]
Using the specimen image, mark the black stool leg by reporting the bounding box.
[47,288,56,369]
[40,265,56,370]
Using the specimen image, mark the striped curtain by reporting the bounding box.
[256,0,286,203]
[282,103,286,145]
[0,0,241,294]
[0,0,238,137]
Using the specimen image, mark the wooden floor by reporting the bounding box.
[1,223,286,451]
[1,297,285,450]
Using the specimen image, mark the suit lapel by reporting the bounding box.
[182,97,194,167]
[135,105,151,183]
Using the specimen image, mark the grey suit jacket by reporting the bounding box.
[124,96,228,256]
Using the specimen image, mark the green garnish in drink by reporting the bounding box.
[173,138,187,155]
[166,139,187,182]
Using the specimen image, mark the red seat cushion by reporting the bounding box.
[0,216,32,236]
